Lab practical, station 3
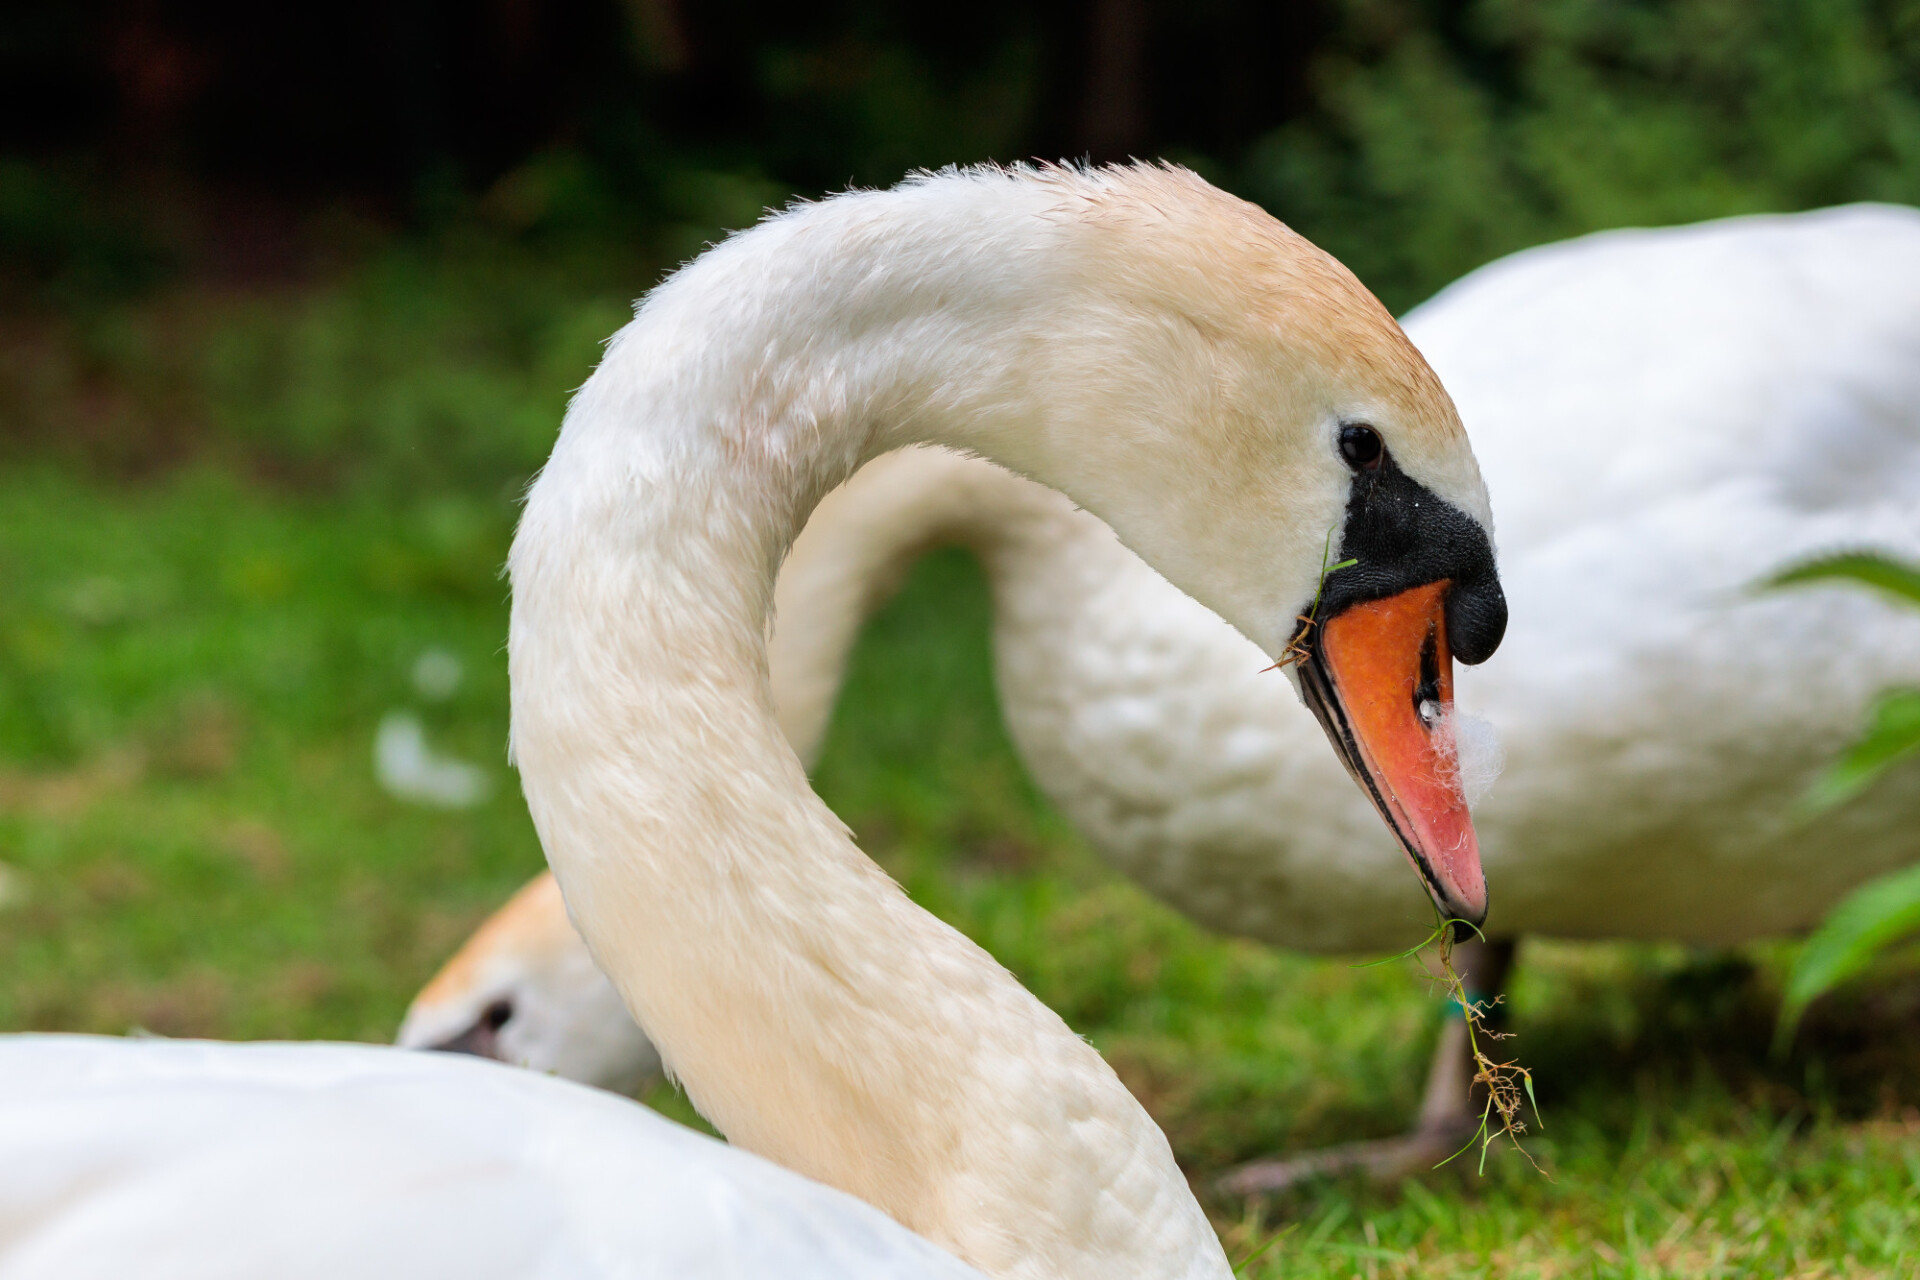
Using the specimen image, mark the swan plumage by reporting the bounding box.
[411,204,1920,1106]
[5,164,1504,1278]
[0,1035,984,1280]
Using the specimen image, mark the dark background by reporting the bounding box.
[14,0,1920,489]
[12,0,1920,311]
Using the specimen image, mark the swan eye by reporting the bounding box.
[482,999,514,1032]
[1338,423,1384,471]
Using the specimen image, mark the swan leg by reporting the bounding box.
[1214,938,1518,1197]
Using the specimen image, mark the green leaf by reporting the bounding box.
[1776,861,1920,1050]
[1763,552,1920,611]
[1767,550,1920,1052]
[1796,689,1920,817]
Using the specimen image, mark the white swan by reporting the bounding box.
[1,1036,983,1279]
[4,164,1507,1278]
[401,872,663,1093]
[406,204,1920,1178]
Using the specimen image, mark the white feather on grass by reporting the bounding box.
[374,712,490,809]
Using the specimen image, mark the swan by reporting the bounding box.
[401,871,663,1093]
[1,1036,987,1278]
[2,164,1508,1278]
[406,204,1920,1182]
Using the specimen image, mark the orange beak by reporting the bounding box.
[1297,581,1487,930]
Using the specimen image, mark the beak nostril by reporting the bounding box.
[1413,621,1443,718]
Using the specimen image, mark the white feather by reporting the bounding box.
[1437,707,1504,811]
[373,712,490,809]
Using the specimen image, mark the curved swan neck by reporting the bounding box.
[511,170,1235,1280]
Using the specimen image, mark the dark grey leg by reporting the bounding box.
[1215,938,1519,1197]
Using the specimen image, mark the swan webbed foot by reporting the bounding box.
[1212,1120,1478,1196]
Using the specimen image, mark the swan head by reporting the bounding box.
[396,873,661,1092]
[978,166,1506,926]
[533,162,1504,932]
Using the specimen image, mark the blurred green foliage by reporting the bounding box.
[3,232,632,490]
[1246,0,1920,311]
[12,0,1920,487]
[195,244,632,493]
[1765,553,1920,1047]
[1766,553,1920,821]
[0,161,173,305]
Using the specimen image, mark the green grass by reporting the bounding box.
[0,467,534,1041]
[3,467,1917,1274]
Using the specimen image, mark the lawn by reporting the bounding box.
[3,258,1918,1276]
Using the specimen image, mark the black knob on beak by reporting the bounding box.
[1446,568,1507,666]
